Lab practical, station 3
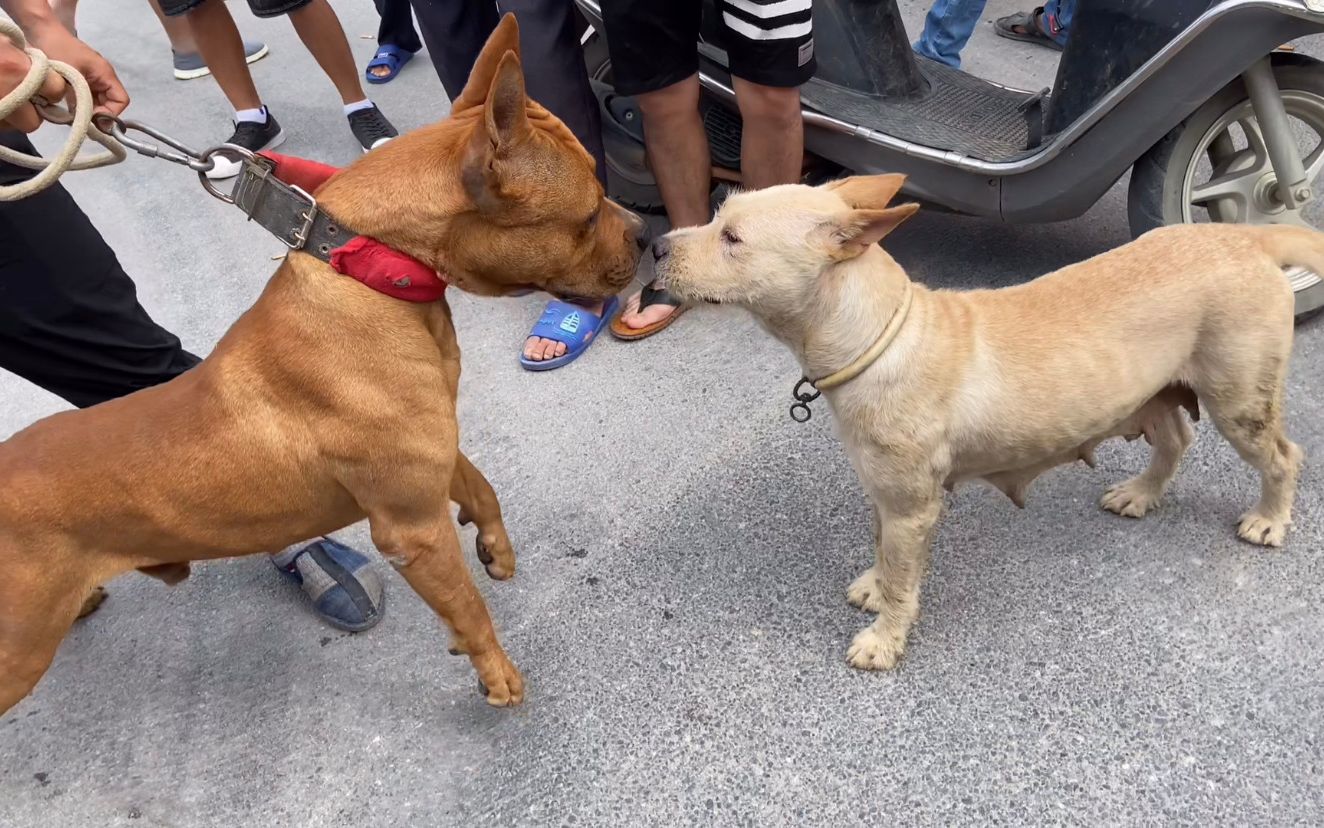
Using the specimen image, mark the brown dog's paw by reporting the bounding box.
[475,533,515,581]
[846,626,904,671]
[472,650,525,707]
[1237,511,1290,548]
[77,586,108,619]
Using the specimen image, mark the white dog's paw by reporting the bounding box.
[845,626,905,671]
[1237,511,1290,548]
[845,568,883,612]
[1101,477,1162,518]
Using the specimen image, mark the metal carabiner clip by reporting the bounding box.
[92,114,215,173]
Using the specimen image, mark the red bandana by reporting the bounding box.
[258,151,447,303]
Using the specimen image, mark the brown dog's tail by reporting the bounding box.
[1252,223,1324,278]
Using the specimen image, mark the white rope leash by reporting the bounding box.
[0,18,125,201]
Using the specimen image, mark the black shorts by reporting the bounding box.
[159,0,311,19]
[602,0,815,96]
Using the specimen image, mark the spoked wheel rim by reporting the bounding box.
[1180,91,1324,307]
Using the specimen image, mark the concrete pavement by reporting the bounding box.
[2,1,1322,825]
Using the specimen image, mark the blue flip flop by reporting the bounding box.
[365,44,414,84]
[520,296,619,372]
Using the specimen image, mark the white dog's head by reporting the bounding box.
[655,174,918,325]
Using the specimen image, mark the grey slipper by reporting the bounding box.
[173,39,270,81]
[272,538,386,633]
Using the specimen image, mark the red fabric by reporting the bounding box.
[259,151,447,303]
[257,151,341,194]
[328,236,448,302]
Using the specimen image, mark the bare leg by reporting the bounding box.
[183,0,262,110]
[451,451,515,580]
[147,0,199,54]
[847,485,943,671]
[1101,409,1196,518]
[618,75,711,330]
[370,515,523,706]
[731,77,803,189]
[288,0,367,105]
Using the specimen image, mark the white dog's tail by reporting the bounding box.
[1252,224,1324,277]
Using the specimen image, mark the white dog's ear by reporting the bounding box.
[825,174,907,209]
[820,203,919,259]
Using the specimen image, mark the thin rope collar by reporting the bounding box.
[789,282,914,423]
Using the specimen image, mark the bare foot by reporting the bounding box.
[523,299,605,363]
[619,289,681,330]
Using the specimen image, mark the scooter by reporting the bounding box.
[574,0,1324,316]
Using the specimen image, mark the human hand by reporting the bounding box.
[26,21,128,117]
[0,37,67,131]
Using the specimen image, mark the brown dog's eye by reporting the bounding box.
[721,228,741,245]
[585,209,600,229]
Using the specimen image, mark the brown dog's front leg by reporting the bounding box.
[370,516,524,706]
[451,451,515,580]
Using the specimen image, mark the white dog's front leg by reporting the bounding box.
[846,506,884,612]
[847,490,942,671]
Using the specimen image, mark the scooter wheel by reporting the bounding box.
[1128,52,1324,318]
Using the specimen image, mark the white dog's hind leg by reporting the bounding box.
[1101,408,1195,518]
[847,488,942,671]
[1207,398,1303,548]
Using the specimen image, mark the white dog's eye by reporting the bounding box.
[721,228,741,245]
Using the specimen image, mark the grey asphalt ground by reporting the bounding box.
[3,1,1323,825]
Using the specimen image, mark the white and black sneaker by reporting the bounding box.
[348,105,398,152]
[205,110,286,181]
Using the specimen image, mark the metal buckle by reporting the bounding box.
[216,152,319,250]
[284,187,318,250]
[789,377,821,423]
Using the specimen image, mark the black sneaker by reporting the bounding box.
[348,105,398,152]
[206,111,285,181]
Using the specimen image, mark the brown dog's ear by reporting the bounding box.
[821,203,919,259]
[461,51,531,211]
[452,13,521,113]
[483,51,531,148]
[825,174,908,209]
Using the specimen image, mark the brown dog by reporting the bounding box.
[0,15,646,714]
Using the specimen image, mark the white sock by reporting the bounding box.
[235,105,267,125]
[343,99,374,116]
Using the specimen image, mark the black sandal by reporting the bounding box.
[994,7,1065,51]
[609,282,689,341]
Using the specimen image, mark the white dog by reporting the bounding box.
[656,174,1316,670]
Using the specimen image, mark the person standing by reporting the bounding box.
[160,0,400,178]
[602,0,813,340]
[364,0,420,84]
[0,0,387,632]
[401,0,617,370]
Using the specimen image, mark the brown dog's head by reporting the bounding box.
[318,15,647,302]
[655,175,918,323]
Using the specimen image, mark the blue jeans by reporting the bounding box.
[914,0,1073,69]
